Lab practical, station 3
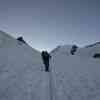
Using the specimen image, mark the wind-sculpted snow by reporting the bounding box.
[0,31,50,100]
[54,73,100,100]
[51,46,100,100]
[0,31,100,100]
[76,43,100,58]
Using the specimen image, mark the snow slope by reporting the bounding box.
[0,31,51,100]
[0,31,100,100]
[76,43,100,58]
[51,44,100,100]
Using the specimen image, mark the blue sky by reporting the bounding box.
[0,0,99,51]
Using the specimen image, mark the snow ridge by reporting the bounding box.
[0,31,100,100]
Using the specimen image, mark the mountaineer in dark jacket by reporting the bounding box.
[41,51,51,72]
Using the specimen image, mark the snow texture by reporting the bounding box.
[51,44,100,100]
[0,31,100,100]
[0,31,49,100]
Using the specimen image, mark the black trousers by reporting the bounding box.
[44,62,49,72]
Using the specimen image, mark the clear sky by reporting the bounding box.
[0,0,99,51]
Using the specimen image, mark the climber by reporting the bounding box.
[41,51,51,72]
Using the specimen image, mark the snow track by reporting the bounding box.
[0,31,100,100]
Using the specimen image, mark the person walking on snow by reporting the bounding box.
[41,51,51,72]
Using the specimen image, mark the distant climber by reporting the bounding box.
[70,45,78,55]
[17,36,26,44]
[41,51,51,72]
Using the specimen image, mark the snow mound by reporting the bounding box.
[51,45,78,56]
[51,43,100,100]
[76,43,100,58]
[0,31,49,100]
[0,31,100,100]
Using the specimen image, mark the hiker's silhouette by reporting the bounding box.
[41,51,51,72]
